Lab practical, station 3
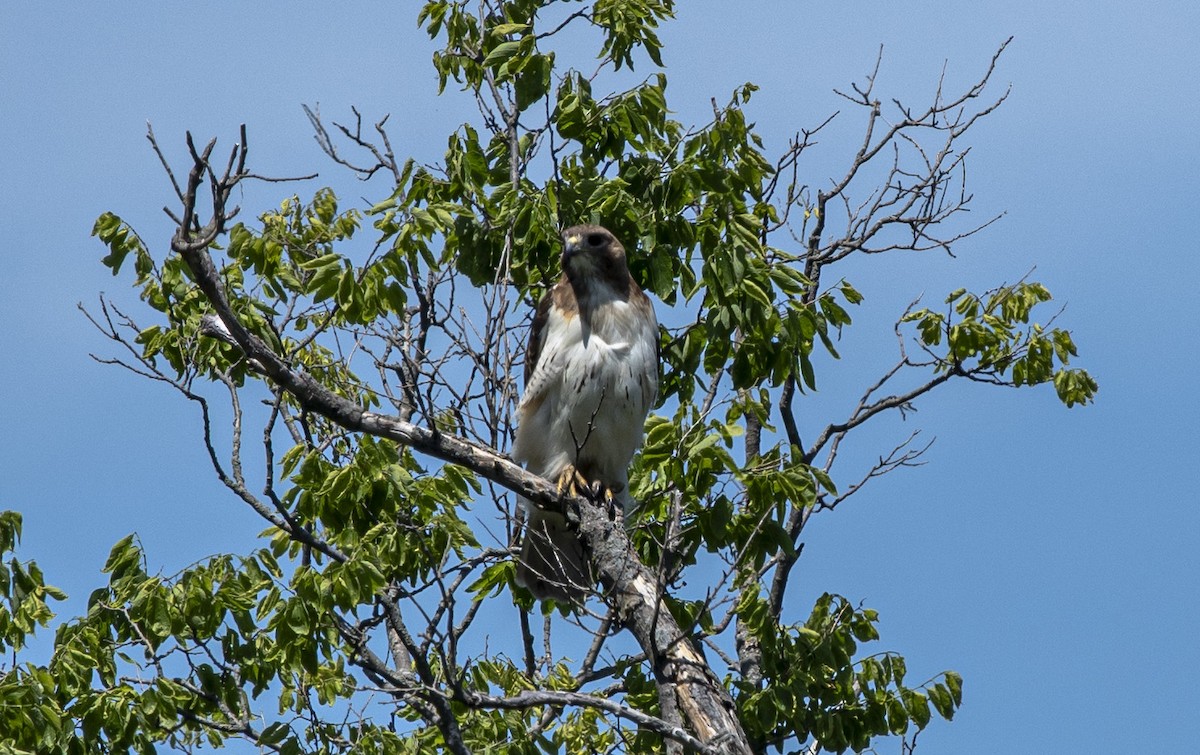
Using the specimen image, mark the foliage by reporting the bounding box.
[2,1,1094,753]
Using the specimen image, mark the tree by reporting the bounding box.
[0,2,1095,753]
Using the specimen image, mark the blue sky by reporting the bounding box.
[2,2,1197,752]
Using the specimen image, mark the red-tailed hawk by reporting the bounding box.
[513,225,659,602]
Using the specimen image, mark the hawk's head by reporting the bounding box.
[560,224,630,293]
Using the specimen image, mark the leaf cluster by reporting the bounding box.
[736,591,963,753]
[904,282,1097,406]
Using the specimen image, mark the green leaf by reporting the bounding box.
[102,534,141,579]
[482,40,522,67]
[945,671,964,705]
[490,22,529,37]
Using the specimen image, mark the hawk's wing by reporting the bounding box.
[518,285,567,417]
[523,287,554,388]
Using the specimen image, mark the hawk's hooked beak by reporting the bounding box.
[562,233,583,264]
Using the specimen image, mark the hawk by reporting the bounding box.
[512,224,659,602]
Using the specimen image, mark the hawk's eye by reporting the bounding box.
[586,233,605,247]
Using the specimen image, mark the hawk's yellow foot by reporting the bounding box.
[555,465,591,498]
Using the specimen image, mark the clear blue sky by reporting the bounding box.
[2,2,1197,753]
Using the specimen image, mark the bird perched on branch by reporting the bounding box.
[512,225,659,602]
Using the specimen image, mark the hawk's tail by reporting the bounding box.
[516,509,592,604]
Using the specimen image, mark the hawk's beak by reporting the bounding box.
[562,233,583,262]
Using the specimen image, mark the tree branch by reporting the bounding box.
[467,689,712,753]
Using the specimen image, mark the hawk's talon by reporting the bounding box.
[555,465,591,498]
[603,487,622,520]
[555,465,622,519]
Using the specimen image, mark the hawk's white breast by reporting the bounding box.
[513,288,658,512]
